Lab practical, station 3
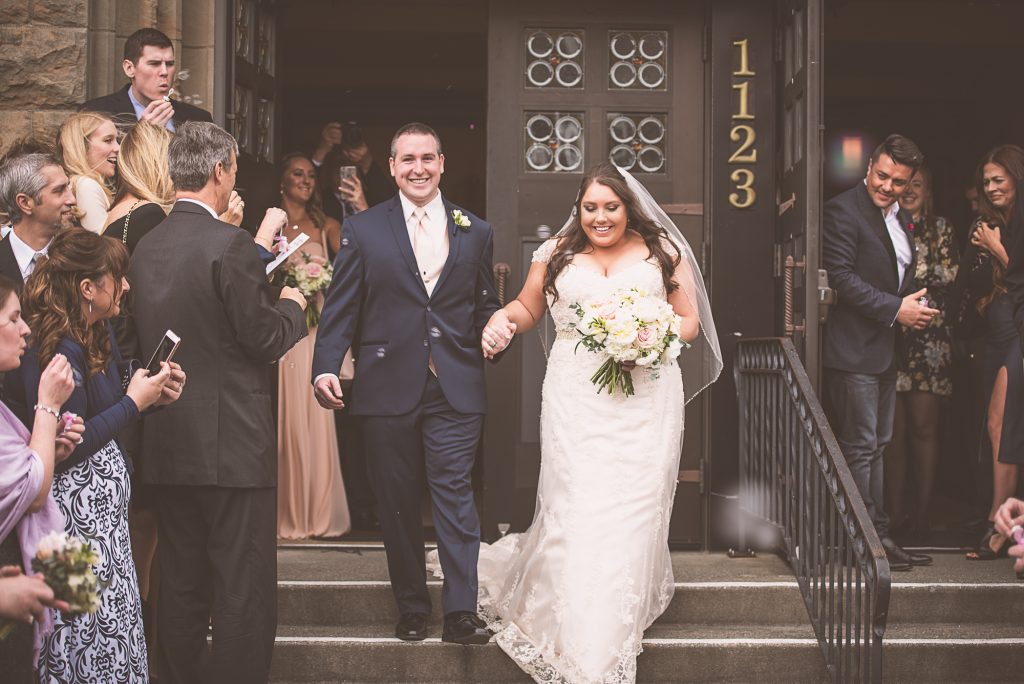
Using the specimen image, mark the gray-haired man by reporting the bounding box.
[128,121,307,683]
[0,152,75,290]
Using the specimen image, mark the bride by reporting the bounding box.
[468,162,722,683]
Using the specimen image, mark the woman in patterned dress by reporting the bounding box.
[886,165,958,537]
[14,229,183,682]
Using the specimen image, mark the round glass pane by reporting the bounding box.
[526,114,553,142]
[526,60,555,87]
[610,61,637,88]
[609,144,637,170]
[556,32,583,59]
[555,61,583,88]
[638,33,665,60]
[554,116,582,143]
[637,116,665,144]
[527,31,554,58]
[608,116,637,144]
[637,145,665,173]
[526,143,554,171]
[610,33,636,60]
[638,62,666,89]
[555,144,582,171]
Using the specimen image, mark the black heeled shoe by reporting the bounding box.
[966,523,1009,560]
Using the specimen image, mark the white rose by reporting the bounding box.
[633,298,661,323]
[616,347,640,362]
[665,338,684,362]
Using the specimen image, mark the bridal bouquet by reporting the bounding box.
[32,531,103,615]
[282,253,333,328]
[570,287,687,396]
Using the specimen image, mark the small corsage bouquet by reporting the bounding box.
[283,253,333,328]
[570,287,687,396]
[0,532,103,638]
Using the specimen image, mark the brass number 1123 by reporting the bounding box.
[728,39,757,209]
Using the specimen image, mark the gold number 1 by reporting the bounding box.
[732,39,755,77]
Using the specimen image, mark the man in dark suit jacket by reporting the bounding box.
[80,28,212,130]
[823,134,937,571]
[129,122,306,683]
[312,123,511,645]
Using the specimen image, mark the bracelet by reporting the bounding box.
[33,404,60,420]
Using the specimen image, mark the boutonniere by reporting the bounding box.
[451,209,471,231]
[907,221,915,234]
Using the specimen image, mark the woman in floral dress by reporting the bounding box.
[887,165,958,537]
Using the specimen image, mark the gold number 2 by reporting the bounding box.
[729,169,756,208]
[728,125,757,163]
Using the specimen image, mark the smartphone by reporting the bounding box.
[146,330,181,375]
[339,165,357,184]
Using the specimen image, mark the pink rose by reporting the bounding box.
[305,263,323,278]
[636,326,657,348]
[597,300,618,320]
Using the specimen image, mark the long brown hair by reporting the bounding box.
[544,162,681,301]
[278,152,326,229]
[23,228,129,376]
[975,145,1024,314]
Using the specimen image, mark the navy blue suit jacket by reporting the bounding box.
[822,182,917,374]
[312,194,501,416]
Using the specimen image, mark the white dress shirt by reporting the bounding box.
[8,229,50,280]
[882,201,912,287]
[177,197,219,219]
[128,85,175,132]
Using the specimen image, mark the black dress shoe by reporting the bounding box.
[904,549,933,566]
[442,612,491,645]
[395,613,428,641]
[880,536,913,571]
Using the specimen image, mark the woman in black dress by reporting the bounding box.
[964,144,1024,559]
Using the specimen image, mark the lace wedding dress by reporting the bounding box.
[479,238,685,684]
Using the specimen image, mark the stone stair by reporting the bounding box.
[269,543,1024,683]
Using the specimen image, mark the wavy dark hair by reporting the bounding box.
[544,162,681,302]
[23,228,129,377]
[975,144,1024,315]
[279,152,327,229]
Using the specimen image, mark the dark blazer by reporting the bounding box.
[0,236,23,292]
[128,202,306,487]
[823,182,917,374]
[79,84,213,128]
[312,194,501,416]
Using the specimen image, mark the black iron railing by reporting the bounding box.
[734,338,891,683]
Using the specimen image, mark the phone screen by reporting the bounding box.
[146,332,180,375]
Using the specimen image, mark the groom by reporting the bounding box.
[312,122,511,643]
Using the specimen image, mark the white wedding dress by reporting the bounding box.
[475,238,686,684]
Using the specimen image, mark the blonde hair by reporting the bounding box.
[113,122,174,209]
[57,111,116,205]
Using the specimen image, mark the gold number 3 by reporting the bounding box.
[729,169,756,208]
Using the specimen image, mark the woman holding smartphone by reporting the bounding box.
[12,229,184,680]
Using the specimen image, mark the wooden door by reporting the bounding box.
[482,0,707,546]
[776,0,824,388]
[226,0,279,225]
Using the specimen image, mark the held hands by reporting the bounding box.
[54,415,85,463]
[339,175,368,213]
[125,363,171,412]
[139,99,174,127]
[994,497,1024,574]
[313,375,345,410]
[154,361,186,407]
[481,309,517,359]
[256,208,288,251]
[971,220,1002,255]
[280,286,307,311]
[0,566,69,623]
[220,191,245,227]
[896,288,939,330]
[37,354,74,409]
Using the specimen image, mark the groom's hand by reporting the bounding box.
[314,375,346,410]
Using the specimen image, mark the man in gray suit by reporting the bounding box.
[129,122,307,683]
[823,134,936,571]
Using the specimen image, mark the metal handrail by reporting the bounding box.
[734,338,891,683]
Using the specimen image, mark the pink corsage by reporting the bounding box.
[272,234,289,256]
[60,411,77,433]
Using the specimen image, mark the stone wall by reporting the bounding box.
[0,0,216,155]
[0,0,88,153]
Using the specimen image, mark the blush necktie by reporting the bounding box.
[411,207,446,376]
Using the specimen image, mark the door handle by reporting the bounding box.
[783,256,805,336]
[493,263,511,306]
[817,269,836,323]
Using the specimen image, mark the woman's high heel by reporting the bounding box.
[966,523,1010,560]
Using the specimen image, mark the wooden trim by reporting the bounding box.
[660,203,704,216]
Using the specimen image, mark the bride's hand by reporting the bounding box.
[482,309,516,359]
[620,360,637,371]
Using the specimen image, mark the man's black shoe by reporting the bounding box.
[395,613,428,641]
[880,536,914,571]
[442,612,491,645]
